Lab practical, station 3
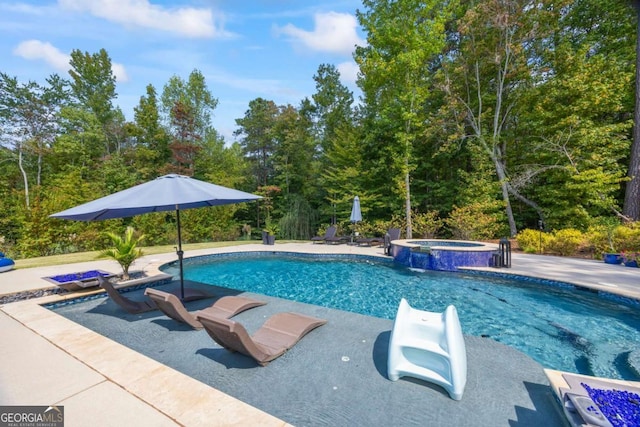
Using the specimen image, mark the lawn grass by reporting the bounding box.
[13,240,260,269]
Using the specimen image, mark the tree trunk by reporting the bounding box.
[405,167,412,239]
[18,147,30,209]
[492,151,517,236]
[623,3,640,220]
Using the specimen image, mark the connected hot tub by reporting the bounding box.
[390,239,499,271]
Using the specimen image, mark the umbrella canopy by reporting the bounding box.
[51,174,261,298]
[350,196,362,223]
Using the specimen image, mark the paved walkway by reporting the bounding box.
[0,243,638,426]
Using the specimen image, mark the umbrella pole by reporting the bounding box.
[176,207,185,300]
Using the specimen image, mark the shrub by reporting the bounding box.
[445,203,502,240]
[548,228,584,256]
[585,221,640,254]
[412,211,443,238]
[516,229,553,254]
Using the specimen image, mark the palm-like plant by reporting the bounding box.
[100,227,145,280]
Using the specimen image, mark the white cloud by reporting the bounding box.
[13,40,70,71]
[58,0,231,39]
[276,12,366,55]
[110,63,129,83]
[13,40,129,82]
[337,61,359,85]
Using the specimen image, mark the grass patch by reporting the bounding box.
[14,240,261,269]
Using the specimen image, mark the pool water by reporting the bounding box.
[165,252,640,380]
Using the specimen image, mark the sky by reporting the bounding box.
[0,0,367,142]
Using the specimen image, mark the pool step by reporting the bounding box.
[614,351,640,381]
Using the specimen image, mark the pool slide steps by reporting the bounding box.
[387,298,467,400]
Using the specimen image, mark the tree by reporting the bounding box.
[234,98,279,187]
[438,0,559,236]
[161,70,218,175]
[624,0,640,220]
[68,48,119,155]
[356,0,452,238]
[161,69,218,140]
[0,73,67,208]
[311,64,354,152]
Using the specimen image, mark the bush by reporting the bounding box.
[516,229,553,254]
[585,221,640,254]
[412,210,442,238]
[548,228,585,256]
[445,203,502,240]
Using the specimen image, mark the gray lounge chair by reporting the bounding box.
[311,226,337,244]
[355,235,384,246]
[196,311,327,366]
[384,228,402,255]
[144,288,266,330]
[98,276,157,314]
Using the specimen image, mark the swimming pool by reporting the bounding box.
[163,252,640,380]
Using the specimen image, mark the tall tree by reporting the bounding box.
[438,0,558,236]
[160,70,218,175]
[68,49,119,155]
[624,0,640,220]
[161,69,218,140]
[0,73,67,208]
[234,98,279,187]
[311,64,354,152]
[356,0,452,237]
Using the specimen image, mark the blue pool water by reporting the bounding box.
[163,252,640,380]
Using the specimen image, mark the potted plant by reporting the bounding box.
[621,251,639,268]
[601,219,622,264]
[100,227,145,280]
[262,218,278,245]
[603,252,623,264]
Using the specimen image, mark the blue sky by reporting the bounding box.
[0,0,366,142]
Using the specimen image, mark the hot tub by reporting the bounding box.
[391,239,499,271]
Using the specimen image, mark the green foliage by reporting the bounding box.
[548,228,585,256]
[516,229,553,254]
[99,227,144,279]
[445,203,503,240]
[278,197,316,240]
[411,211,443,238]
[262,217,279,236]
[585,220,640,254]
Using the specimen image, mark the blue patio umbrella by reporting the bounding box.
[51,174,261,299]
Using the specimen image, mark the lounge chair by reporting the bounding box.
[355,235,384,247]
[98,276,157,314]
[196,311,327,366]
[144,288,266,330]
[311,226,337,244]
[384,228,402,255]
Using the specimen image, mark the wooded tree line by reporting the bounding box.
[1,0,639,258]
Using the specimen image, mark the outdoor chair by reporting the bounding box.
[196,311,327,366]
[311,226,337,244]
[355,235,384,247]
[144,288,266,330]
[98,275,157,314]
[384,228,402,255]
